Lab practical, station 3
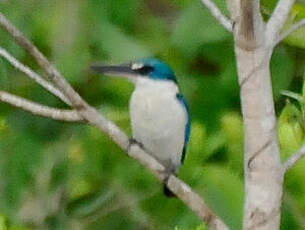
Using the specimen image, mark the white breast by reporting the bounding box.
[129,78,187,171]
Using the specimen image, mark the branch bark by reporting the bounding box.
[227,0,284,229]
[266,0,296,44]
[0,12,229,230]
[0,91,83,122]
[275,18,305,45]
[0,47,70,105]
[283,143,305,172]
[200,0,233,32]
[0,12,84,109]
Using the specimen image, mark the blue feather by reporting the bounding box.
[176,93,190,163]
[140,58,177,83]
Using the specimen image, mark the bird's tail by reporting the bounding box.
[163,184,176,197]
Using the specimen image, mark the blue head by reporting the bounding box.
[91,58,177,83]
[134,58,177,83]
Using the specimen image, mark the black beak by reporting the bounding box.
[91,64,137,76]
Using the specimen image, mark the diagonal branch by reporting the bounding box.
[0,12,230,230]
[200,0,233,32]
[283,143,305,172]
[275,18,305,45]
[0,91,83,122]
[0,12,129,155]
[266,0,296,43]
[0,47,70,105]
[0,12,86,109]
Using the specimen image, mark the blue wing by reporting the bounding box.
[176,93,191,163]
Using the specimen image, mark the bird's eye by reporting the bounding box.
[136,66,154,75]
[130,62,154,75]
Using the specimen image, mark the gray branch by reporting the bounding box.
[283,143,305,172]
[0,12,229,230]
[0,13,84,109]
[226,0,283,230]
[266,0,296,44]
[275,18,305,45]
[200,0,233,32]
[0,91,83,122]
[0,47,70,105]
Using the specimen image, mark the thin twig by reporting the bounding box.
[200,0,233,32]
[0,12,86,109]
[266,0,296,43]
[0,12,131,150]
[275,18,305,45]
[0,47,70,105]
[0,12,230,230]
[283,143,305,172]
[0,91,83,122]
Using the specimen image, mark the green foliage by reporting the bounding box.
[0,215,8,230]
[171,0,229,56]
[175,223,208,230]
[271,48,294,99]
[0,0,304,229]
[283,4,305,49]
[278,102,304,159]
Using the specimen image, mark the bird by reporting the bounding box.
[91,58,190,196]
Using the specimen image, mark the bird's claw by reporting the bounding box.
[128,138,144,151]
[163,166,175,184]
[163,167,176,197]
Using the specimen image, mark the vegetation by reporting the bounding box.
[0,0,304,229]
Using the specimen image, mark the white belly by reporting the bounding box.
[129,81,187,171]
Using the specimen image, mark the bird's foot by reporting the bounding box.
[128,138,144,151]
[163,167,176,197]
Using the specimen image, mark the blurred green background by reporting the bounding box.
[0,0,304,229]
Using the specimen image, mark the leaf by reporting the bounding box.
[281,90,303,103]
[278,102,304,159]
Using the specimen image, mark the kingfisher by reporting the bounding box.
[91,58,190,196]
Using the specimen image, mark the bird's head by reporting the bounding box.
[91,58,177,84]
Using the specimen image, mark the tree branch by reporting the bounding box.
[266,0,296,44]
[232,0,264,50]
[200,0,233,32]
[283,143,305,172]
[0,91,83,122]
[226,1,284,230]
[128,144,230,230]
[0,12,131,155]
[0,12,230,230]
[0,47,70,105]
[0,12,85,109]
[275,18,305,45]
